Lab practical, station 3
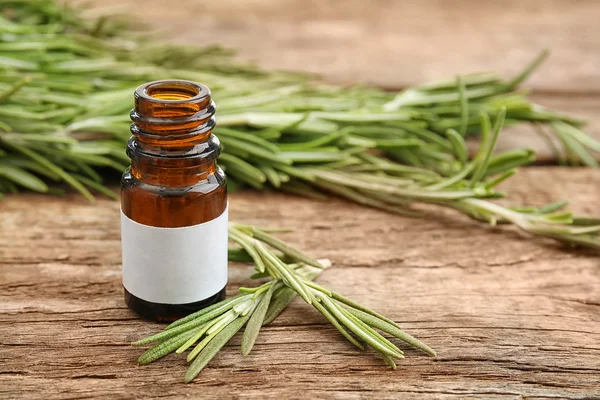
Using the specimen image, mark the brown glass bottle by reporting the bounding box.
[121,80,227,322]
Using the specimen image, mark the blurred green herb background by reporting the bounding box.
[1,0,600,248]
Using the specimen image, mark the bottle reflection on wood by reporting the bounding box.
[121,80,227,322]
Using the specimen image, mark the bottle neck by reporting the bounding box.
[128,80,219,187]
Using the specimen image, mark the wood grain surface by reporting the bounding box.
[1,167,600,399]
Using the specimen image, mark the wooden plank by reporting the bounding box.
[1,167,600,399]
[94,0,600,92]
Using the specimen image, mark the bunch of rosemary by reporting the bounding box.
[135,224,435,383]
[0,0,599,248]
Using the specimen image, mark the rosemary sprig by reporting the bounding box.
[292,109,600,248]
[230,225,435,357]
[134,224,434,383]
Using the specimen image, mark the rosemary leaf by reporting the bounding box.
[237,225,323,269]
[187,311,241,362]
[166,294,245,330]
[184,315,250,383]
[330,292,401,329]
[0,162,48,192]
[262,287,298,326]
[316,293,404,360]
[132,299,244,346]
[457,76,469,137]
[340,303,436,356]
[313,298,364,350]
[137,327,204,365]
[241,283,276,355]
[339,306,405,357]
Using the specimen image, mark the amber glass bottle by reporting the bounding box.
[121,80,227,321]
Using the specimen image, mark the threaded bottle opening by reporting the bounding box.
[133,80,213,119]
[146,81,200,101]
[128,80,220,165]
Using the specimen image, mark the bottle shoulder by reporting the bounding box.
[121,166,227,227]
[122,166,226,196]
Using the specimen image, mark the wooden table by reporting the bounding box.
[2,1,600,398]
[1,168,599,399]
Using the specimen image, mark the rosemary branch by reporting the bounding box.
[1,0,599,250]
[133,224,434,383]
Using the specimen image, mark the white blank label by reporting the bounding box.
[121,207,228,304]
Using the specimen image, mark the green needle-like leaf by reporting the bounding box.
[316,293,404,360]
[132,299,244,346]
[184,315,250,383]
[237,225,323,269]
[503,49,549,91]
[186,311,240,362]
[166,294,245,330]
[445,128,468,165]
[241,283,276,355]
[0,162,48,192]
[228,227,267,273]
[137,327,203,365]
[340,303,436,356]
[0,139,94,201]
[262,287,298,326]
[470,108,506,186]
[313,298,364,350]
[457,76,469,137]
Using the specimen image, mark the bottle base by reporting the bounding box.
[124,286,227,322]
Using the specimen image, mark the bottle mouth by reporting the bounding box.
[133,80,214,122]
[136,80,211,104]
